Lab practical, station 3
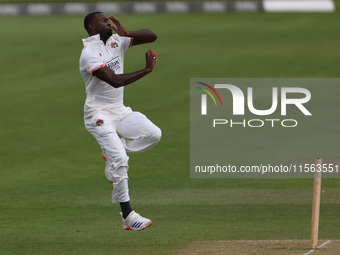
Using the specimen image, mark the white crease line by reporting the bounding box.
[217,240,296,243]
[303,240,331,255]
[318,240,331,248]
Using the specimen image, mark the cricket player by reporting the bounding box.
[79,12,161,231]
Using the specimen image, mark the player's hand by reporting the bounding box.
[145,50,158,72]
[108,15,129,37]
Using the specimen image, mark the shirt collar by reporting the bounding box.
[82,34,101,45]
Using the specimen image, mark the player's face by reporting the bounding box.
[92,13,113,38]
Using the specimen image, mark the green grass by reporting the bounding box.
[0,13,340,254]
[1,0,340,12]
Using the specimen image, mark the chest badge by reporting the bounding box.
[110,42,119,48]
[96,119,104,126]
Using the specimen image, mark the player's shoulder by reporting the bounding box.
[111,34,122,40]
[80,45,100,58]
[79,48,90,62]
[80,46,93,56]
[110,34,131,43]
[79,47,101,66]
[110,34,132,50]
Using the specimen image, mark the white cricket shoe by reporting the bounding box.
[120,211,152,231]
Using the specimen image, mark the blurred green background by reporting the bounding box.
[0,6,339,255]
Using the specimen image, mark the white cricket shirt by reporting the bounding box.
[79,34,133,118]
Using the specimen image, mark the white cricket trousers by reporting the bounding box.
[84,106,161,203]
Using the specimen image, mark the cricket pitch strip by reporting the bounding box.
[175,239,339,255]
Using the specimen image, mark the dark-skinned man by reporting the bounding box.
[79,12,161,231]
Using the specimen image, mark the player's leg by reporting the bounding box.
[117,111,161,154]
[103,137,152,230]
[100,132,130,204]
[84,113,130,204]
[85,112,152,230]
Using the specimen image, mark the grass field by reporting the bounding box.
[2,0,340,10]
[0,12,340,255]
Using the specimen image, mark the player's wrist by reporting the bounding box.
[144,67,153,73]
[124,31,132,37]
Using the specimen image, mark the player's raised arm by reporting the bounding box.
[93,50,158,88]
[108,15,157,46]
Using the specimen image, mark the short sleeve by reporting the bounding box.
[79,49,105,75]
[120,36,133,52]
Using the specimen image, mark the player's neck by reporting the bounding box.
[100,34,110,44]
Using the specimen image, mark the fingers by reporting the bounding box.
[110,24,117,32]
[145,50,158,72]
[147,49,157,59]
[108,15,118,32]
[146,50,158,65]
[108,15,119,25]
[151,54,157,63]
[108,14,128,36]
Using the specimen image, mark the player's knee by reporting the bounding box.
[150,126,162,143]
[104,149,129,170]
[105,155,129,182]
[106,165,129,183]
[113,155,129,169]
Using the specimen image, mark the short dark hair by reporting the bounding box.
[84,12,102,32]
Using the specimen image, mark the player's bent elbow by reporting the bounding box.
[151,33,157,42]
[110,82,122,88]
[151,127,162,143]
